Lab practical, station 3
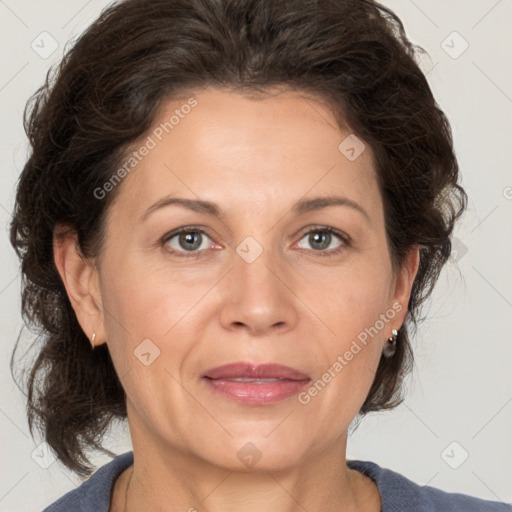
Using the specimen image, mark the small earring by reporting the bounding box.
[91,332,96,349]
[382,328,398,358]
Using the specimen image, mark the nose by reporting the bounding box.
[218,245,299,336]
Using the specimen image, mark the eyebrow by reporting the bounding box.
[140,195,370,223]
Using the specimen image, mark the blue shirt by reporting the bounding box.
[41,451,511,511]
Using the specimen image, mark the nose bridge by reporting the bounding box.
[219,233,298,333]
[236,235,279,296]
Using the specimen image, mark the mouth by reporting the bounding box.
[201,362,311,405]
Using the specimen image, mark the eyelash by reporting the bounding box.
[161,225,350,259]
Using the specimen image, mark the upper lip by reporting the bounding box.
[202,363,310,381]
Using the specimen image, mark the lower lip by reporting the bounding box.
[202,378,310,405]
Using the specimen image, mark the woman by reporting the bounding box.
[9,0,510,511]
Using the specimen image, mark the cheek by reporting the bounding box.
[302,281,388,423]
[309,259,392,401]
[321,287,385,378]
[99,254,209,337]
[317,260,393,335]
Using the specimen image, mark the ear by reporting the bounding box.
[53,222,107,347]
[388,245,421,328]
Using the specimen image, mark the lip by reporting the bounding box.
[202,362,310,380]
[201,363,311,405]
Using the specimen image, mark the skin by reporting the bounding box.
[54,86,419,512]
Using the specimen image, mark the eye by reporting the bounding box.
[161,225,349,259]
[163,227,215,257]
[296,226,349,256]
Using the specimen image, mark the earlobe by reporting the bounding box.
[52,222,107,346]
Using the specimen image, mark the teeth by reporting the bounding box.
[226,378,282,383]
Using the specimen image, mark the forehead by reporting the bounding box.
[110,86,381,222]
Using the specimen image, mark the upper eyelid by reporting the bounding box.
[162,226,218,243]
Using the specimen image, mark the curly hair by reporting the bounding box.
[10,0,467,477]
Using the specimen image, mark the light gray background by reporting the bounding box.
[1,1,511,510]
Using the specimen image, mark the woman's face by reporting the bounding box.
[73,87,418,470]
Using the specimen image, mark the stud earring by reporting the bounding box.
[382,328,398,358]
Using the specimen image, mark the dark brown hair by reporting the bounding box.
[10,0,467,477]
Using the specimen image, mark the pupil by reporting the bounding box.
[310,232,330,250]
[180,231,201,251]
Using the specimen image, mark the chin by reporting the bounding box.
[193,436,308,473]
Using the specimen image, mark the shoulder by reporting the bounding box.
[347,459,512,512]
[41,451,134,512]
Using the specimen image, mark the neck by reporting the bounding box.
[119,439,379,512]
[117,399,381,512]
